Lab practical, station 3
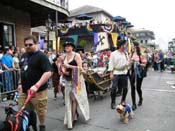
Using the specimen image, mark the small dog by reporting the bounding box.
[116,103,134,124]
[0,104,37,131]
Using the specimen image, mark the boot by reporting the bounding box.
[138,98,143,106]
[111,99,116,109]
[131,91,137,110]
[116,92,122,97]
[39,125,46,131]
[53,93,57,100]
[132,104,137,111]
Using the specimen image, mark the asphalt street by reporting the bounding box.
[0,70,175,131]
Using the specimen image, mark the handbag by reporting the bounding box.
[138,66,147,78]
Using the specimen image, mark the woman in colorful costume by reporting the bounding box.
[62,38,90,129]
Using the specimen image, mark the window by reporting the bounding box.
[136,33,139,37]
[0,22,15,49]
[140,33,145,36]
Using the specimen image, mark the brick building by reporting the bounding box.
[0,0,69,50]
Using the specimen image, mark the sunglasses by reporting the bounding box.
[25,43,33,47]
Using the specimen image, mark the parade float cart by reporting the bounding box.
[82,68,111,99]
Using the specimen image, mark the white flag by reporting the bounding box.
[96,32,109,52]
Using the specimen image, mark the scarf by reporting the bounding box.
[72,67,81,94]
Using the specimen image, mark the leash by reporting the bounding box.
[7,90,34,131]
[7,120,13,131]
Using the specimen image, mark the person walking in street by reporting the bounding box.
[52,54,65,100]
[108,39,130,109]
[17,35,52,131]
[128,41,147,110]
[158,49,165,72]
[152,50,159,71]
[62,38,90,129]
[52,54,61,100]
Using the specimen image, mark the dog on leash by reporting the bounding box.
[116,102,134,124]
[0,104,37,131]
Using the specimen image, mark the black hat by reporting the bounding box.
[117,39,126,48]
[63,38,75,48]
[133,41,139,46]
[116,39,127,50]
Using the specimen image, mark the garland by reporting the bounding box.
[60,26,69,34]
[101,24,114,34]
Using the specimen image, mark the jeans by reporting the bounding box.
[3,71,13,92]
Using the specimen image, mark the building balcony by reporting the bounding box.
[0,0,69,27]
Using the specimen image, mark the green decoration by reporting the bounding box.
[79,40,87,48]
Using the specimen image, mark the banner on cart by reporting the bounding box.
[95,32,109,52]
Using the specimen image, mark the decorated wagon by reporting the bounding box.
[82,67,111,99]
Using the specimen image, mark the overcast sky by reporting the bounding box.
[69,0,175,50]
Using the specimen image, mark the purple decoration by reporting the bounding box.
[39,39,44,49]
[94,33,98,46]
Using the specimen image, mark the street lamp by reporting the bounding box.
[45,14,52,51]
